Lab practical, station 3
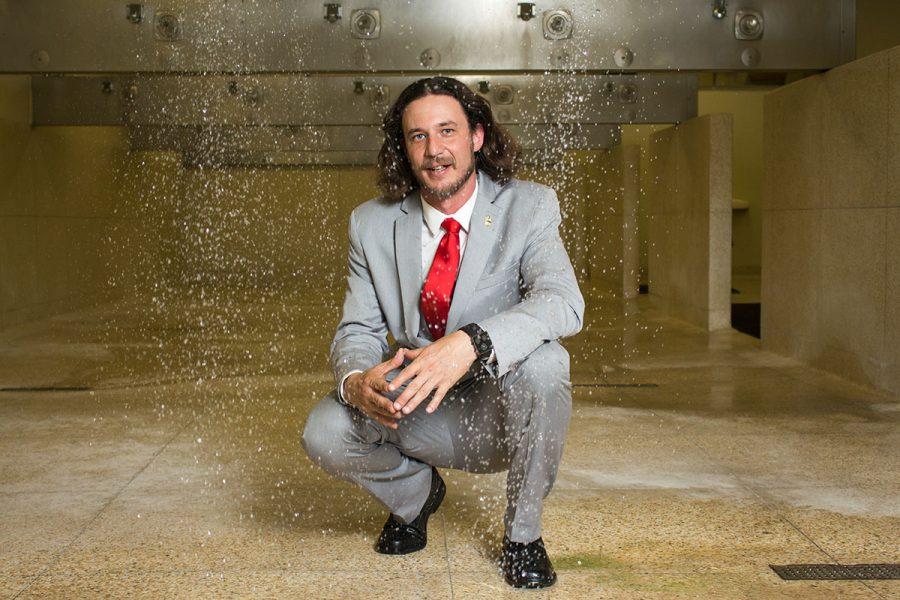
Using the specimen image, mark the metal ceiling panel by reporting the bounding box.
[130,122,620,166]
[1,0,855,73]
[128,123,620,153]
[32,73,697,126]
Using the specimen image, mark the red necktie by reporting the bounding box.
[420,217,462,340]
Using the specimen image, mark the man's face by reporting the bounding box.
[401,93,485,200]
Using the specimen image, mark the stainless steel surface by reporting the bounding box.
[712,0,728,20]
[518,3,537,22]
[735,10,765,41]
[350,8,380,39]
[130,122,620,167]
[32,74,698,127]
[0,0,856,73]
[542,9,573,41]
[181,149,381,168]
[129,123,620,152]
[323,4,343,24]
[126,3,144,25]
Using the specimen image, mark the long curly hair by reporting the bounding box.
[376,76,522,201]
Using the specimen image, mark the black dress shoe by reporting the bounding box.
[375,466,445,555]
[500,535,557,588]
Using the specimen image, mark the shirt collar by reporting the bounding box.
[420,173,479,238]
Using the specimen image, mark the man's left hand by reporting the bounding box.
[388,331,477,415]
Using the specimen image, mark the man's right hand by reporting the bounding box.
[344,349,406,430]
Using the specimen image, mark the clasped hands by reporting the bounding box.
[344,331,477,429]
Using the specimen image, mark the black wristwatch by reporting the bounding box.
[459,323,493,363]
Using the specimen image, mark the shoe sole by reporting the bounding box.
[505,573,557,589]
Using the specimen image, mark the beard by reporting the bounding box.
[417,148,477,200]
[422,160,475,200]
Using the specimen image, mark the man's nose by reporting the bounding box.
[425,135,442,158]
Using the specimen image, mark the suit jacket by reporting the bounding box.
[330,169,585,389]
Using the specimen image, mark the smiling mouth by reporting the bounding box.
[427,164,451,172]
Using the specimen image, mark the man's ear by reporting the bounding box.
[472,123,485,153]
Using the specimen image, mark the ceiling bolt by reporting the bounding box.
[517,3,535,21]
[126,4,143,24]
[323,3,342,23]
[712,0,727,19]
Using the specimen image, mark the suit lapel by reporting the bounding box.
[445,170,499,334]
[395,191,423,344]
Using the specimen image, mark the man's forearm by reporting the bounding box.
[331,334,387,387]
[477,288,582,379]
[476,189,584,379]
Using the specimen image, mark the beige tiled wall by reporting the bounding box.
[0,74,599,332]
[762,45,899,395]
[521,145,640,302]
[621,145,641,301]
[520,148,626,300]
[581,144,640,301]
[644,114,734,330]
[167,165,377,290]
[0,76,136,331]
[555,146,635,299]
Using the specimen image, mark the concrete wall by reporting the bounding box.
[698,91,767,277]
[762,45,899,395]
[857,0,900,59]
[0,74,602,332]
[519,147,636,306]
[573,145,639,303]
[645,114,733,331]
[0,76,139,330]
[168,166,377,291]
[626,92,767,289]
[169,155,600,294]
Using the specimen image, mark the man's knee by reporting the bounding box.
[301,390,359,473]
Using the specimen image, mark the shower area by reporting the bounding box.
[3,1,899,597]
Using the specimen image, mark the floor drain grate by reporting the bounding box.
[575,383,659,388]
[770,563,900,580]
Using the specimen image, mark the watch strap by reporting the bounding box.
[459,323,493,361]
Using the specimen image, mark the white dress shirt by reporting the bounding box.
[420,176,479,275]
[339,176,495,403]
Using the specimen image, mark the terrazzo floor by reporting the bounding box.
[1,288,897,598]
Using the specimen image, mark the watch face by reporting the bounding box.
[475,335,491,358]
[462,324,491,359]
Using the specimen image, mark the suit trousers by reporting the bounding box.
[301,340,572,543]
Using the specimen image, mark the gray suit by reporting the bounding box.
[302,169,585,543]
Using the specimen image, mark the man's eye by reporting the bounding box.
[442,128,454,135]
[412,133,425,141]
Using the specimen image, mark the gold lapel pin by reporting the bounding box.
[484,215,493,227]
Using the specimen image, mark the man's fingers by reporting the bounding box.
[392,371,430,410]
[373,395,402,419]
[390,349,405,365]
[388,363,421,394]
[371,376,392,394]
[425,385,450,414]
[370,411,399,430]
[375,349,405,375]
[400,376,437,415]
[367,391,401,419]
